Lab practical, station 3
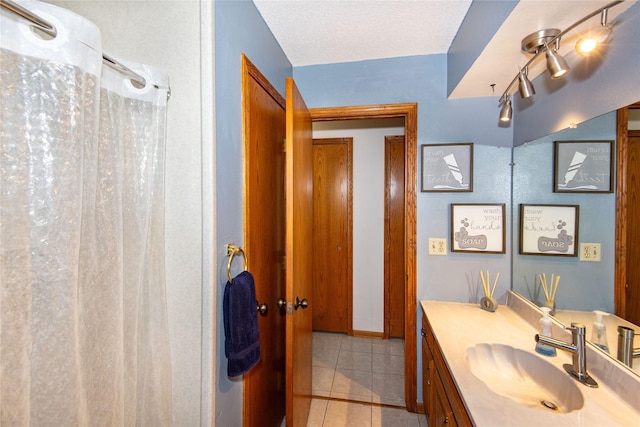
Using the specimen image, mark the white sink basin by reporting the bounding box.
[466,343,584,413]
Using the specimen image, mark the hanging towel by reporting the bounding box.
[223,270,261,377]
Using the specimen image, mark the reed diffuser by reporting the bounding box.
[479,270,500,312]
[539,273,560,316]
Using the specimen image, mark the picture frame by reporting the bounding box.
[421,143,473,192]
[519,204,579,256]
[451,203,505,254]
[553,140,614,193]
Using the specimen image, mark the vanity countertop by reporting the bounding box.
[421,298,640,426]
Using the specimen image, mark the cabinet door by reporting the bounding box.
[434,371,456,427]
[422,333,434,423]
[421,339,431,414]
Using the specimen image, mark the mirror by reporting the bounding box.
[512,108,640,375]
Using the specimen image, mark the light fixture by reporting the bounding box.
[545,42,570,79]
[496,0,624,125]
[575,9,612,56]
[499,97,512,123]
[518,66,535,99]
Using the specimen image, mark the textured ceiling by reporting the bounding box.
[253,0,472,66]
[253,0,636,99]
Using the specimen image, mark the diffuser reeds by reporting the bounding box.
[538,273,560,304]
[479,270,500,312]
[480,270,499,299]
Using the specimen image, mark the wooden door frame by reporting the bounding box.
[615,101,640,319]
[310,103,418,412]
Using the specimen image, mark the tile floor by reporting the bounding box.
[308,331,428,426]
[306,399,428,427]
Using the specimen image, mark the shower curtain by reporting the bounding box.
[0,2,172,425]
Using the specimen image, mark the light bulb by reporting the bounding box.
[575,25,611,56]
[576,38,597,55]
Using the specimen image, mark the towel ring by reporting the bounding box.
[226,243,248,283]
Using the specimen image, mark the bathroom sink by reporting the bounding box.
[466,343,584,413]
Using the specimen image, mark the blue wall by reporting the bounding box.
[294,55,513,148]
[215,1,292,425]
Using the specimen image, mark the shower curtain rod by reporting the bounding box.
[1,0,147,89]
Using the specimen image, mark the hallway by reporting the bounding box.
[308,332,427,426]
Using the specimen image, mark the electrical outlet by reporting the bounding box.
[579,242,601,262]
[428,238,447,256]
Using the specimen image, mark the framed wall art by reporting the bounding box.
[519,204,579,256]
[554,140,613,193]
[451,203,505,254]
[421,143,473,192]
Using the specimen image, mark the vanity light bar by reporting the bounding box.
[498,0,626,124]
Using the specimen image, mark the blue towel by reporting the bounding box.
[223,270,261,377]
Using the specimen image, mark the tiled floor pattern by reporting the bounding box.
[306,399,428,427]
[309,331,428,426]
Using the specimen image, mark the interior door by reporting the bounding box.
[624,129,640,325]
[385,135,405,338]
[616,102,640,326]
[285,78,313,427]
[312,138,352,333]
[241,55,286,427]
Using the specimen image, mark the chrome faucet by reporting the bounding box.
[535,322,598,388]
[617,326,640,368]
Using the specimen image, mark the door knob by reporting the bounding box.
[294,296,309,310]
[277,298,286,309]
[256,301,268,315]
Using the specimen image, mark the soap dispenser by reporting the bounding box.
[592,310,610,353]
[535,307,557,356]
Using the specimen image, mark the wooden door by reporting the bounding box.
[623,130,640,325]
[241,55,286,427]
[385,136,405,338]
[285,78,313,427]
[312,138,352,333]
[626,129,640,325]
[616,102,640,326]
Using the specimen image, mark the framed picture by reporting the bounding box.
[554,140,614,193]
[519,204,579,256]
[421,143,473,192]
[451,203,505,254]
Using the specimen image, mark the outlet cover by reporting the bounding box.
[428,238,447,256]
[579,243,601,262]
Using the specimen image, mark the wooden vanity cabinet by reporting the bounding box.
[422,314,472,427]
[421,323,433,421]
